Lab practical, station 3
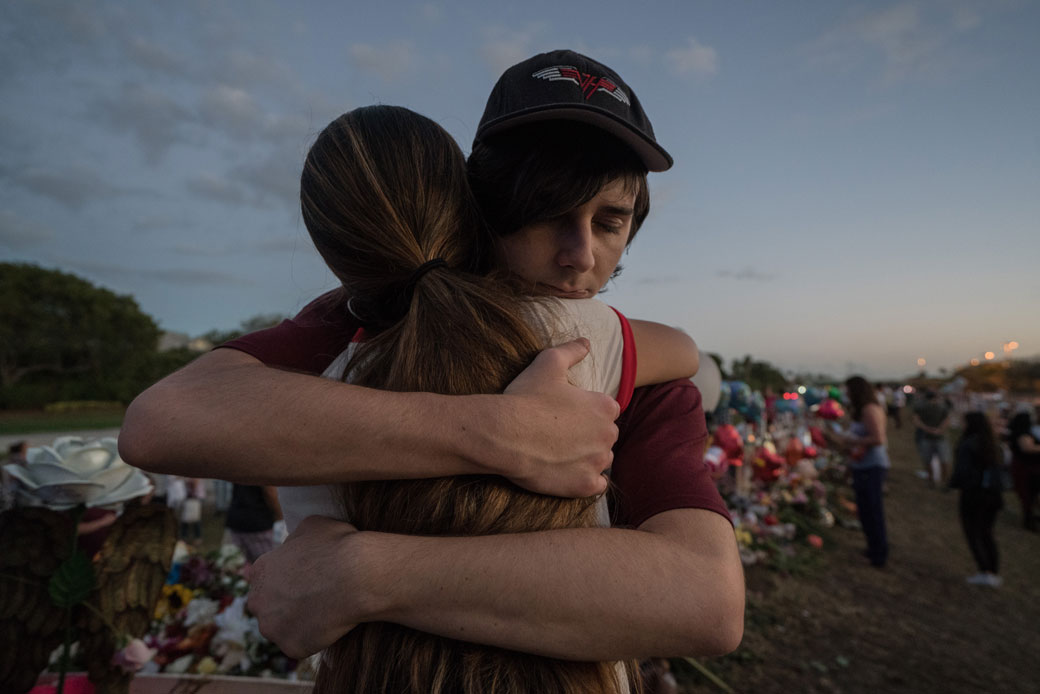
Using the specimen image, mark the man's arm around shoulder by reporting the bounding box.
[119,341,617,495]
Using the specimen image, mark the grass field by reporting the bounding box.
[0,409,125,435]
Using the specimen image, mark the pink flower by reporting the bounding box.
[807,534,824,549]
[112,638,157,673]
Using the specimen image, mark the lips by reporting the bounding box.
[542,284,590,299]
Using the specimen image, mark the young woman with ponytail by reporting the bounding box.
[283,105,700,693]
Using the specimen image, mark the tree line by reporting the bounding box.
[0,263,281,410]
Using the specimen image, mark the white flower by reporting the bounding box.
[3,436,152,510]
[164,653,195,674]
[212,596,258,651]
[183,597,220,627]
[215,543,246,571]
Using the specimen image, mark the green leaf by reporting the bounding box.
[48,551,96,608]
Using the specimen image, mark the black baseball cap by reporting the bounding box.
[475,49,673,172]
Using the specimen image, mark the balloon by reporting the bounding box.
[784,437,805,466]
[714,380,731,417]
[703,446,730,479]
[817,398,845,420]
[809,426,828,448]
[690,349,722,412]
[729,382,752,411]
[803,387,826,407]
[828,386,843,401]
[713,424,744,460]
[752,445,785,482]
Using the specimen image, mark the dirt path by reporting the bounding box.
[682,421,1040,694]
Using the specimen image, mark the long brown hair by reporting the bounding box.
[301,106,637,694]
[961,411,1000,470]
[844,376,877,422]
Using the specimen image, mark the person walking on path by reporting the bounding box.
[950,411,1005,587]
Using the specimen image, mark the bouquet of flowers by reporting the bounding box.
[140,543,308,678]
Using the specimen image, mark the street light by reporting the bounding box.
[917,358,926,367]
[970,358,980,366]
[985,351,995,360]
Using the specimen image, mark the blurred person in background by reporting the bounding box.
[913,389,951,485]
[225,483,283,564]
[949,412,1005,587]
[1007,412,1040,532]
[889,385,906,429]
[830,377,890,568]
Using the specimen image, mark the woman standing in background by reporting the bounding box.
[950,411,1005,587]
[832,377,891,568]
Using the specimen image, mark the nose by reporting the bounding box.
[556,220,595,273]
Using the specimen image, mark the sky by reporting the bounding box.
[2,0,1038,380]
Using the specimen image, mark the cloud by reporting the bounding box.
[62,258,255,287]
[478,26,541,75]
[13,167,126,209]
[168,234,304,257]
[216,48,300,94]
[125,35,190,78]
[420,3,443,22]
[0,0,108,79]
[185,173,247,205]
[348,41,414,82]
[230,148,301,211]
[198,85,264,139]
[665,38,718,77]
[717,267,776,282]
[802,2,991,84]
[92,82,193,164]
[0,210,56,249]
[132,214,190,233]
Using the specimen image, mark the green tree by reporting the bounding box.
[728,354,789,393]
[0,263,161,407]
[201,312,285,346]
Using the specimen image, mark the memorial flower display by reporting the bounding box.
[139,542,309,678]
[711,382,860,570]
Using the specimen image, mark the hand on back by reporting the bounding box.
[499,338,620,498]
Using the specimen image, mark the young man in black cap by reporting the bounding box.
[122,50,743,662]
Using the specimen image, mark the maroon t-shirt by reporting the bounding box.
[223,290,731,527]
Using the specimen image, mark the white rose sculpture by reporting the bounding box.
[3,436,152,510]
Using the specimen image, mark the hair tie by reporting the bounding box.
[403,256,449,289]
[346,258,450,331]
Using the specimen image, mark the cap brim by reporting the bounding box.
[476,105,673,172]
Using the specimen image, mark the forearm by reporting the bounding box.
[356,510,744,660]
[120,349,490,485]
[120,343,617,496]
